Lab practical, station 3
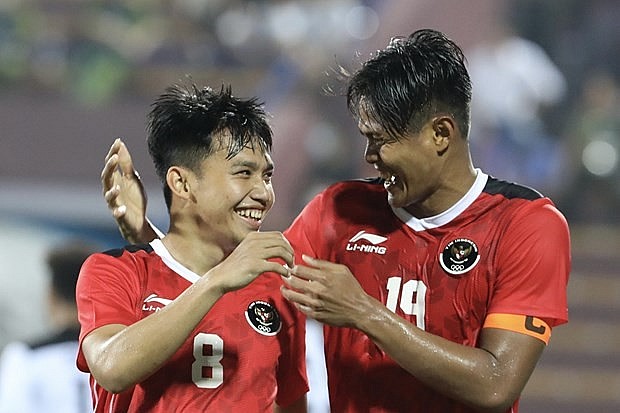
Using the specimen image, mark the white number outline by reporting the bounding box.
[385,277,427,330]
[191,333,224,388]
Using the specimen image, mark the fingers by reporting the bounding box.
[104,138,122,164]
[279,284,321,316]
[281,267,320,292]
[263,261,293,278]
[103,183,119,204]
[288,257,325,283]
[104,185,126,218]
[116,139,136,176]
[102,138,139,188]
[264,246,294,269]
[101,152,119,192]
[244,231,295,267]
[112,204,127,219]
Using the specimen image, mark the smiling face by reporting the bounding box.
[180,132,275,252]
[358,105,446,215]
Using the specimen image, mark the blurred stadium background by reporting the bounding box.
[0,0,618,411]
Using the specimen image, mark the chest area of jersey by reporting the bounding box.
[336,228,498,328]
[138,270,286,357]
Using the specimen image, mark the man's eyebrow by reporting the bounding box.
[231,159,274,170]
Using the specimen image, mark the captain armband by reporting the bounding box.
[483,313,551,344]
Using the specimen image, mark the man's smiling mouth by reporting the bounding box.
[236,208,265,221]
[383,174,398,190]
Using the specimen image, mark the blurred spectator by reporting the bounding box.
[467,24,568,195]
[0,241,99,413]
[561,70,620,223]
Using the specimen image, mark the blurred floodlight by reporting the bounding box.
[268,3,309,47]
[305,122,341,161]
[345,6,379,40]
[174,0,216,17]
[216,9,254,47]
[582,138,618,177]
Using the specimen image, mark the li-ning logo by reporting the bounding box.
[142,293,173,312]
[346,230,388,255]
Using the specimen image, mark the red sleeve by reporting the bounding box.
[75,251,143,372]
[275,300,309,407]
[489,199,570,327]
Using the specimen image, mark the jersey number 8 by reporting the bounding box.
[191,333,224,388]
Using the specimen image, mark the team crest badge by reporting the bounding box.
[439,238,480,277]
[245,301,282,336]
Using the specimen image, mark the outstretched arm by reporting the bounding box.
[281,255,545,413]
[101,138,160,243]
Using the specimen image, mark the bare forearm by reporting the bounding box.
[354,297,522,412]
[86,277,223,392]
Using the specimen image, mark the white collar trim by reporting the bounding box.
[393,169,488,231]
[150,239,200,283]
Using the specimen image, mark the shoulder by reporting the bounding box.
[78,243,157,292]
[481,176,566,224]
[293,178,390,234]
[483,176,544,201]
[82,243,155,269]
[322,177,386,197]
[307,177,387,212]
[99,243,154,259]
[478,178,569,251]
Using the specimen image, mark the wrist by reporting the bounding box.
[354,294,392,335]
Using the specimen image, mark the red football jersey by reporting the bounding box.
[284,170,570,413]
[76,239,308,413]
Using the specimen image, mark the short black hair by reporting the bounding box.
[46,242,98,304]
[146,82,273,209]
[346,28,472,139]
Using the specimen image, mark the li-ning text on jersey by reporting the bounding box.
[284,173,569,413]
[345,230,388,254]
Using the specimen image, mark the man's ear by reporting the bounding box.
[432,116,455,152]
[166,166,191,200]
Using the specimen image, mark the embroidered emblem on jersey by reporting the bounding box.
[245,301,282,336]
[439,238,480,276]
[142,293,173,312]
[346,230,387,255]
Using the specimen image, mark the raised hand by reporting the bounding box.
[208,231,295,294]
[101,138,156,243]
[280,255,370,328]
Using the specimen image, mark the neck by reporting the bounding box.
[162,227,226,276]
[406,160,477,218]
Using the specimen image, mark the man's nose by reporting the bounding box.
[251,178,271,202]
[364,141,379,164]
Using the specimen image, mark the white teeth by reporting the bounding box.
[384,175,397,190]
[237,209,263,220]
